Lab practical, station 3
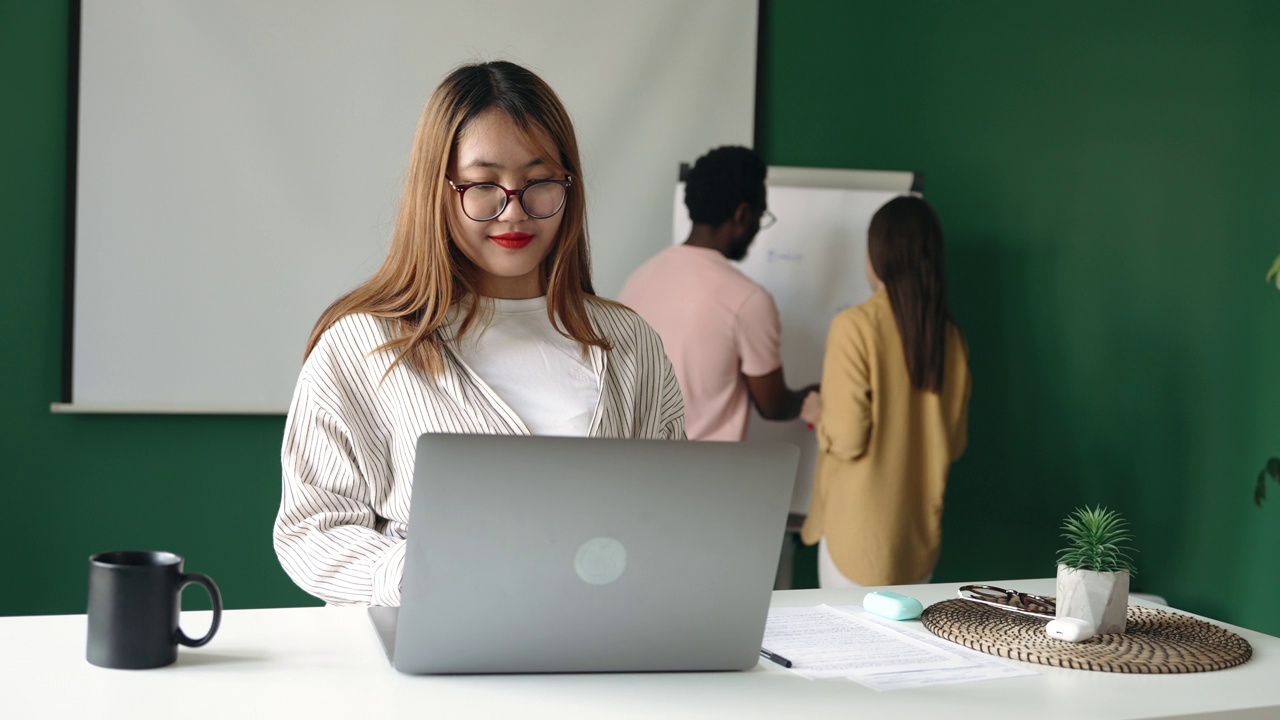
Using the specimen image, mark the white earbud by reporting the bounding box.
[1045,617,1095,642]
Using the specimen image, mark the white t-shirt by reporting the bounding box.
[445,296,600,437]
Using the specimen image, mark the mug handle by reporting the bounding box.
[175,572,223,648]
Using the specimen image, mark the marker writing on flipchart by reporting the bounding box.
[766,250,803,263]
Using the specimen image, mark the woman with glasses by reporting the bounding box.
[273,61,685,606]
[798,196,971,589]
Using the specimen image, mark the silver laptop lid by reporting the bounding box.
[391,434,798,674]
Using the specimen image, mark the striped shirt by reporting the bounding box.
[273,299,686,606]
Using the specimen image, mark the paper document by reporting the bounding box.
[828,605,1038,691]
[762,604,1038,689]
[763,605,969,678]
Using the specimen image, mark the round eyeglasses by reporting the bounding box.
[447,177,573,222]
[759,209,777,230]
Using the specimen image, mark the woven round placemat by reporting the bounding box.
[920,599,1252,673]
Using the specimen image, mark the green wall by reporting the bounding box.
[760,1,1280,632]
[4,2,1279,634]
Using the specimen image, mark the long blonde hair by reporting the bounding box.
[305,60,610,376]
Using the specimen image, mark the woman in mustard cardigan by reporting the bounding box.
[799,196,971,588]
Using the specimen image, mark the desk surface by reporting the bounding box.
[4,579,1278,720]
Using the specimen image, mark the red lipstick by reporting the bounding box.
[490,232,534,250]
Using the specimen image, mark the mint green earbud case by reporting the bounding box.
[863,591,924,620]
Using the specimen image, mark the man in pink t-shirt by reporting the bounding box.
[619,146,816,441]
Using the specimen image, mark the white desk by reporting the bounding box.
[4,579,1278,719]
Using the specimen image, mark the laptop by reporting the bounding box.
[369,433,799,674]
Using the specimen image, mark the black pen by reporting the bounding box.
[760,647,793,668]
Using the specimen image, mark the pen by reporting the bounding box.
[760,647,793,668]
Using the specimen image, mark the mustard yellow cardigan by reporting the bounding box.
[801,289,971,585]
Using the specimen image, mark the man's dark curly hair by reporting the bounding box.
[684,146,766,226]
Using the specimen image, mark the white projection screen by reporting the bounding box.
[64,0,757,413]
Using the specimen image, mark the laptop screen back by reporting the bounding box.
[390,434,799,674]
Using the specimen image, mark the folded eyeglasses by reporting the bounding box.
[957,584,1056,618]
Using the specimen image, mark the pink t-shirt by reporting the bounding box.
[618,245,782,441]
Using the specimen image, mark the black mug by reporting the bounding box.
[86,550,223,669]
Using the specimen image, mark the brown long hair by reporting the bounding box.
[304,60,610,376]
[867,196,955,393]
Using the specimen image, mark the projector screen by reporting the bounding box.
[64,0,758,413]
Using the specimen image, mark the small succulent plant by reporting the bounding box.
[1056,505,1137,575]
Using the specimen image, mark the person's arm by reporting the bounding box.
[744,368,818,421]
[949,332,972,462]
[654,337,688,440]
[737,288,818,421]
[951,372,971,462]
[273,362,405,606]
[599,302,688,441]
[815,312,872,461]
[800,389,822,427]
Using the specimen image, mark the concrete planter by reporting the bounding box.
[1055,564,1129,635]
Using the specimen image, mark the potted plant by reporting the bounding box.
[1257,255,1280,507]
[1055,505,1137,635]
